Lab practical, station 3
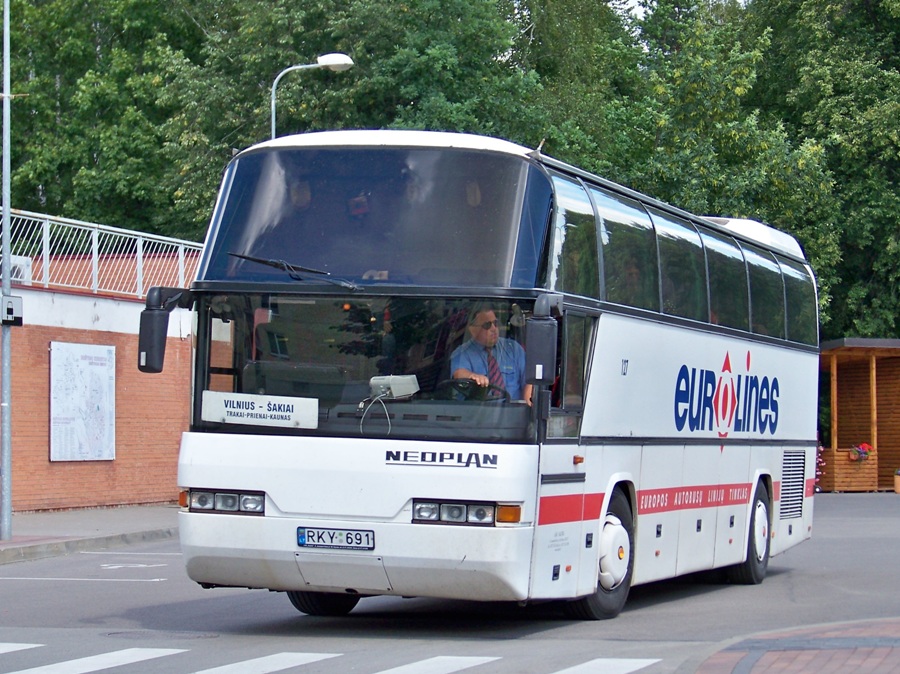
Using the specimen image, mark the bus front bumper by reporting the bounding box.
[179,511,535,602]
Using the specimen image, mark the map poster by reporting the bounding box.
[50,342,116,462]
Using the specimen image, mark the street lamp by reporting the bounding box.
[270,53,354,139]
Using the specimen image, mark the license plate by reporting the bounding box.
[297,526,375,550]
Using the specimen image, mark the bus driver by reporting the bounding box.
[451,307,533,405]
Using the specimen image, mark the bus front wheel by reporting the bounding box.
[286,590,360,616]
[726,482,770,585]
[564,488,634,620]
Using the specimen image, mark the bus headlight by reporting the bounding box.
[214,493,239,511]
[440,503,467,522]
[190,491,215,510]
[184,489,265,515]
[467,505,495,524]
[413,502,440,521]
[413,500,500,526]
[240,493,265,513]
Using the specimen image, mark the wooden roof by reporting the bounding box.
[820,338,900,369]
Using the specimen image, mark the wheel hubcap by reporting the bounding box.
[598,513,630,590]
[753,500,769,562]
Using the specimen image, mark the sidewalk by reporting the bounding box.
[0,504,179,565]
[694,618,900,673]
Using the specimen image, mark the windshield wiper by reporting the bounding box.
[228,252,359,290]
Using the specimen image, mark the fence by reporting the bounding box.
[1,209,203,298]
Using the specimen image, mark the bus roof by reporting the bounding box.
[702,217,805,260]
[248,130,806,262]
[256,129,533,157]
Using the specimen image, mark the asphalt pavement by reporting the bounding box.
[0,502,898,674]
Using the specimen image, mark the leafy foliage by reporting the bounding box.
[743,0,900,338]
[632,1,840,318]
[8,0,898,336]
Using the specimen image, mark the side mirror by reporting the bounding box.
[137,287,193,373]
[138,309,170,373]
[525,293,562,385]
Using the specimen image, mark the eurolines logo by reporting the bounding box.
[674,351,779,437]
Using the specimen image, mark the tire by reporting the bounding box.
[564,488,634,620]
[726,481,770,585]
[286,590,360,616]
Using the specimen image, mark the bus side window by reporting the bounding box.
[648,208,709,323]
[549,175,600,300]
[548,314,591,438]
[207,313,237,393]
[699,227,749,331]
[743,244,785,338]
[778,256,818,345]
[590,187,659,312]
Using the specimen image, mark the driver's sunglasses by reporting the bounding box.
[476,320,499,330]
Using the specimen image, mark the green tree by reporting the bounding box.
[154,0,544,239]
[503,0,654,178]
[10,0,541,239]
[631,0,840,322]
[503,0,840,328]
[744,0,900,338]
[11,0,202,234]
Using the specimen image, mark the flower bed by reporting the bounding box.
[818,447,879,492]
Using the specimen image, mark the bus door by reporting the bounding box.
[713,443,752,568]
[674,442,721,575]
[530,313,595,599]
[635,443,681,584]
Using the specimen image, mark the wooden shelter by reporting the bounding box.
[819,338,900,492]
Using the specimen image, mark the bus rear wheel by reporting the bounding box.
[726,481,770,585]
[286,590,360,616]
[564,488,634,620]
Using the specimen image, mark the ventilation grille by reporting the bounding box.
[780,450,806,520]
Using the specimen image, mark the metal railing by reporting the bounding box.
[0,209,203,299]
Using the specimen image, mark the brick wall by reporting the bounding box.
[0,288,191,511]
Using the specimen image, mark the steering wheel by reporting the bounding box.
[434,378,511,402]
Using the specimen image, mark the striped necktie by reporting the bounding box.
[486,347,505,390]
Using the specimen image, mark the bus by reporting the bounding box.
[138,129,819,620]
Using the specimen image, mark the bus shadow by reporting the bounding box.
[122,567,790,639]
[623,565,790,613]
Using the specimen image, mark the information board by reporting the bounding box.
[50,342,116,461]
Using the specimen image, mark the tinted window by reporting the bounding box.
[591,187,659,311]
[699,227,749,331]
[199,295,534,443]
[648,208,708,322]
[199,148,548,288]
[778,256,818,345]
[549,175,600,299]
[743,244,785,338]
[549,313,591,438]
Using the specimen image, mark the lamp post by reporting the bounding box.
[270,53,354,140]
[1,0,10,540]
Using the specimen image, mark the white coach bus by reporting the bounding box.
[138,130,818,619]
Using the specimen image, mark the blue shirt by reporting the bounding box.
[450,338,527,400]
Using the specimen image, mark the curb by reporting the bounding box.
[0,527,178,565]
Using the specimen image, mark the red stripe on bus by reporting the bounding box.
[537,494,583,525]
[805,478,817,498]
[537,492,606,525]
[540,479,810,523]
[583,492,604,520]
[636,483,753,514]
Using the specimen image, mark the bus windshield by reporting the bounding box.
[199,294,536,443]
[197,147,552,288]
